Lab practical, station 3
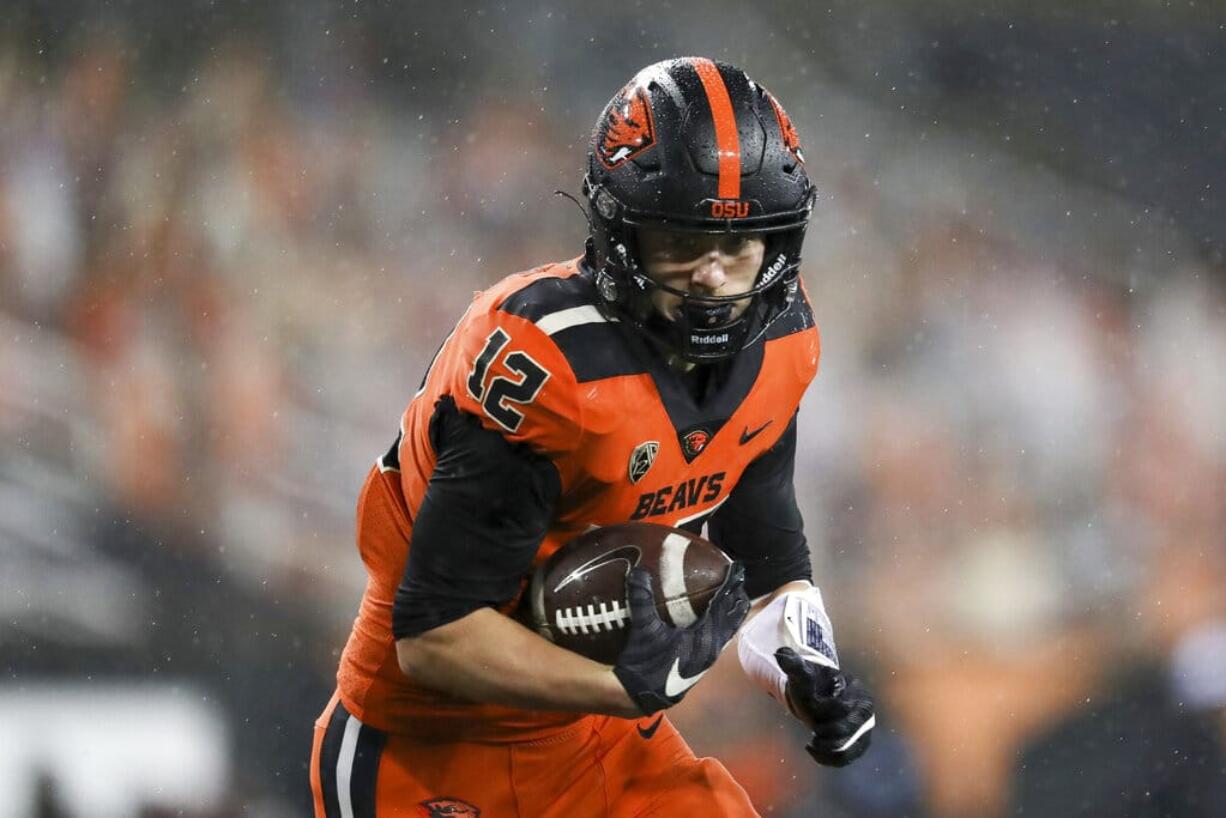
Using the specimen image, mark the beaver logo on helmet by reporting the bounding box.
[417,797,481,817]
[598,82,656,169]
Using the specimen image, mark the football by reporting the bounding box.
[528,522,733,664]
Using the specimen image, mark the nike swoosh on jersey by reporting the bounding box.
[664,658,709,697]
[739,420,773,445]
[637,714,664,740]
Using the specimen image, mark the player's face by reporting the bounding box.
[637,228,766,323]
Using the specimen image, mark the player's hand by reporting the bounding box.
[613,563,750,715]
[776,647,875,767]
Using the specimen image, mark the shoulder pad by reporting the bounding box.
[498,273,599,323]
[500,274,644,384]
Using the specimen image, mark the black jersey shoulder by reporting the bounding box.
[497,267,645,383]
[764,286,816,341]
[497,271,595,322]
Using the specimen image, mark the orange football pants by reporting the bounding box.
[310,692,759,817]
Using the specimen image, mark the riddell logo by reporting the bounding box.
[760,252,788,285]
[710,200,750,218]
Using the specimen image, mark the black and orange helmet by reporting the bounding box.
[583,57,815,363]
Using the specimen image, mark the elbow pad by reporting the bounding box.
[737,584,840,706]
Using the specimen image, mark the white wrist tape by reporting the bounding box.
[737,584,840,706]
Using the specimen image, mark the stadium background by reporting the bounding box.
[2,1,1224,815]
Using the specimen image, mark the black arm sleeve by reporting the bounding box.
[706,413,812,599]
[392,397,561,639]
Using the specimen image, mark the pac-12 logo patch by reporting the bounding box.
[628,440,659,484]
[597,81,656,168]
[418,796,481,817]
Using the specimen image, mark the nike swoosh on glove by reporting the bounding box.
[776,647,876,767]
[613,563,750,715]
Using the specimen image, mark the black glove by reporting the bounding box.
[776,647,875,767]
[613,563,750,715]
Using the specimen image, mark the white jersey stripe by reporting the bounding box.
[335,714,362,818]
[534,305,614,336]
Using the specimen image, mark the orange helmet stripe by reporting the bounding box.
[691,58,741,200]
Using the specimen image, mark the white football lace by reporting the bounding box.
[555,600,630,635]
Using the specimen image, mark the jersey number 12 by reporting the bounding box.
[467,328,551,433]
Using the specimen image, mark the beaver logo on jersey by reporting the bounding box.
[681,427,711,461]
[629,440,659,484]
[767,92,805,165]
[418,797,480,817]
[598,82,656,168]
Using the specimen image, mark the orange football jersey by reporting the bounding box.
[335,258,819,741]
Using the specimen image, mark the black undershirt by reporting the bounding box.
[707,414,812,598]
[678,359,731,405]
[392,397,561,640]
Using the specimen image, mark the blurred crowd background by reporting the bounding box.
[2,1,1224,816]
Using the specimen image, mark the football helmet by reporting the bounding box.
[584,58,815,363]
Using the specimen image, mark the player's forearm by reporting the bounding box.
[738,579,819,714]
[737,579,837,715]
[396,607,641,718]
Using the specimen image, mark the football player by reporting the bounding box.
[311,58,875,817]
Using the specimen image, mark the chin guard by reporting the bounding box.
[685,300,735,328]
